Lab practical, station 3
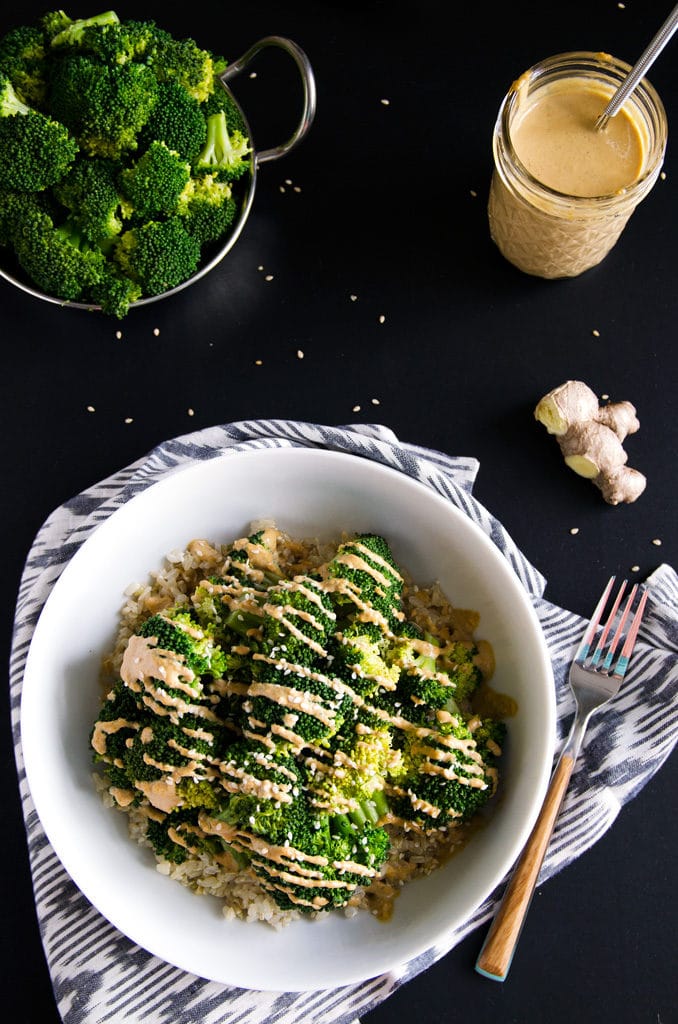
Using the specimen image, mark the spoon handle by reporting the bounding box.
[596,3,678,129]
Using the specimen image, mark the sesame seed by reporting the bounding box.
[257,265,264,271]
[352,404,361,412]
[660,170,667,181]
[470,189,477,197]
[371,398,380,405]
[124,417,133,424]
[297,349,304,359]
[380,98,390,106]
[592,329,600,337]
[631,565,640,573]
[570,527,579,535]
[187,408,195,417]
[265,274,274,282]
[293,185,301,193]
[652,538,662,546]
[255,359,263,365]
[249,71,257,78]
[601,394,610,400]
[86,405,95,413]
[279,185,286,193]
[378,314,386,324]
[153,327,160,336]
[350,294,358,302]
[115,330,122,339]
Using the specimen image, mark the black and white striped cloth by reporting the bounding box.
[10,421,678,1024]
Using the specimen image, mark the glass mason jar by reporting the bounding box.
[488,52,668,279]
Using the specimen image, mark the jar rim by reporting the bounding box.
[494,50,668,209]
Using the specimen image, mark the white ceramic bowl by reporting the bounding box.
[20,447,555,990]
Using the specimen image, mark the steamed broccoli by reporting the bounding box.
[139,79,207,162]
[0,24,48,107]
[53,155,130,242]
[0,11,254,315]
[0,74,78,191]
[177,173,237,245]
[119,140,191,219]
[327,533,404,630]
[48,10,120,48]
[113,216,201,295]
[49,53,159,157]
[138,609,228,680]
[13,210,106,300]
[195,109,251,182]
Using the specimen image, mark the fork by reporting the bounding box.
[475,576,649,982]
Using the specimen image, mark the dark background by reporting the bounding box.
[2,1,676,1021]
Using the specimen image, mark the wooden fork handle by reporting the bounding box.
[475,753,575,981]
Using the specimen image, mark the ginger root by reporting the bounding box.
[534,380,646,505]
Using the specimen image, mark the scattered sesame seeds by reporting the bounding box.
[601,393,610,400]
[631,565,640,573]
[660,170,667,181]
[187,408,195,417]
[264,274,274,282]
[153,327,160,336]
[652,538,662,546]
[124,417,133,424]
[255,359,263,366]
[349,294,358,302]
[249,71,257,79]
[296,349,304,359]
[371,398,380,406]
[86,405,95,413]
[115,330,122,339]
[380,98,390,106]
[592,328,600,337]
[570,527,579,535]
[470,189,477,198]
[257,264,264,272]
[378,314,386,324]
[352,404,361,412]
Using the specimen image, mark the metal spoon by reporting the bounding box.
[595,3,678,130]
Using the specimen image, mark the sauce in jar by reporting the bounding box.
[488,52,667,279]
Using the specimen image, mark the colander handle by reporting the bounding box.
[218,36,317,165]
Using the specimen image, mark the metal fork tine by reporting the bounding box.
[576,575,616,662]
[591,580,628,666]
[600,583,638,670]
[611,586,649,679]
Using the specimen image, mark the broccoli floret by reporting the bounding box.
[260,576,336,668]
[332,620,400,699]
[0,25,48,107]
[48,10,120,49]
[176,173,237,245]
[201,77,249,135]
[53,155,129,242]
[388,717,501,828]
[139,609,227,680]
[195,109,251,182]
[145,807,198,864]
[112,216,200,295]
[13,211,106,300]
[326,533,404,630]
[139,80,207,162]
[243,656,353,750]
[306,716,398,821]
[119,140,191,219]
[89,262,141,318]
[49,53,159,157]
[0,74,78,191]
[151,34,214,103]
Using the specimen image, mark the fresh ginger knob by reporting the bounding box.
[534,380,646,505]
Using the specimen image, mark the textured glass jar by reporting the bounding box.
[488,52,668,279]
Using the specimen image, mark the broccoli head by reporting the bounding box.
[176,173,237,245]
[13,211,106,300]
[49,53,159,157]
[139,79,207,162]
[112,216,200,295]
[53,155,130,242]
[119,140,191,219]
[0,25,48,108]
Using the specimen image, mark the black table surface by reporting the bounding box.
[2,2,676,1021]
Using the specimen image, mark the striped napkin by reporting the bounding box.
[10,420,678,1024]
